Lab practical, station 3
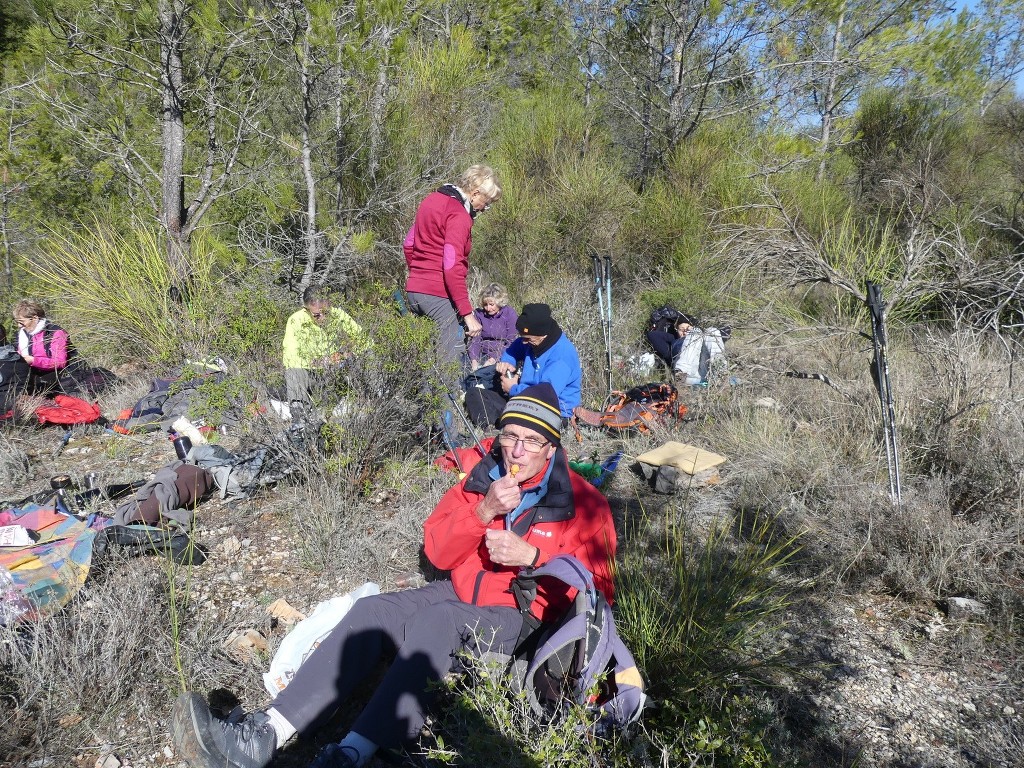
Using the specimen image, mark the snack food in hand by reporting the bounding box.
[510,463,520,478]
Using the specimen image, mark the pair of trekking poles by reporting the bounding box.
[865,280,902,505]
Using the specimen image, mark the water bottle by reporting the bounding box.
[170,417,207,446]
[50,475,79,517]
[172,435,193,460]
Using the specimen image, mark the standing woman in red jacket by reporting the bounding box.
[403,165,502,373]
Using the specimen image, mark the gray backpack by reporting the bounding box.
[188,443,298,500]
[507,555,647,733]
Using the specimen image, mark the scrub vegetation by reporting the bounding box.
[1,1,1023,766]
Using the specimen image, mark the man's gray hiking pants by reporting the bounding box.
[270,580,523,748]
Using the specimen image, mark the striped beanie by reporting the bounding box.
[499,382,562,445]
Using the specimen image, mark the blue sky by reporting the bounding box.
[955,0,1024,96]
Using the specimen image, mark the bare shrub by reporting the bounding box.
[260,294,469,576]
[902,326,1024,520]
[285,453,454,582]
[678,317,1024,623]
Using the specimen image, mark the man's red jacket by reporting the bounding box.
[423,446,616,623]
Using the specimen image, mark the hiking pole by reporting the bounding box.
[444,390,487,459]
[865,280,902,505]
[425,356,484,469]
[592,253,612,399]
[592,253,606,333]
[52,428,73,459]
[603,255,613,396]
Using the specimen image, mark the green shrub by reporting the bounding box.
[184,374,257,429]
[615,506,800,765]
[425,653,641,767]
[210,284,289,367]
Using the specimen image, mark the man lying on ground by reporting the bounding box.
[170,381,617,768]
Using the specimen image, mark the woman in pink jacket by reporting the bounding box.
[12,299,90,395]
[403,165,502,369]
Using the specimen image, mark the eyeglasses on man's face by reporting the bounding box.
[497,432,549,453]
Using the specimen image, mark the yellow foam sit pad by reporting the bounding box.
[635,442,727,475]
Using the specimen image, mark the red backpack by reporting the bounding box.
[35,395,102,426]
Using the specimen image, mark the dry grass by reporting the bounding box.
[1,298,1023,767]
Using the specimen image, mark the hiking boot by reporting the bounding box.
[170,693,277,768]
[309,742,360,768]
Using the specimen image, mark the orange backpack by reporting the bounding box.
[575,383,687,434]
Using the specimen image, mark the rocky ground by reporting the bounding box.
[1,401,1022,768]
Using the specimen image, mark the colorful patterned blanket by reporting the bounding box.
[0,504,111,623]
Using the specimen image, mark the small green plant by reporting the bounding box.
[423,653,637,767]
[186,375,256,428]
[614,504,802,766]
[104,434,140,460]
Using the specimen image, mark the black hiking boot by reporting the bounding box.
[309,742,360,768]
[170,693,277,768]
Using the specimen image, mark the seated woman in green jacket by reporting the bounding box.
[282,286,368,415]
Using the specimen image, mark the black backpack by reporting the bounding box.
[648,305,682,334]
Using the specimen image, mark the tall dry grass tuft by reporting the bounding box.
[0,430,31,492]
[0,552,239,766]
[26,224,228,363]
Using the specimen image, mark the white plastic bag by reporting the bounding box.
[262,582,380,697]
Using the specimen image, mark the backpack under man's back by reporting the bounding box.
[506,554,647,733]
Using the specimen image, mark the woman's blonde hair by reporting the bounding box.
[459,165,502,203]
[12,299,46,321]
[478,283,509,308]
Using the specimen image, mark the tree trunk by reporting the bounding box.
[1,116,13,294]
[817,6,846,182]
[366,27,395,184]
[298,3,319,292]
[334,40,346,227]
[159,0,189,282]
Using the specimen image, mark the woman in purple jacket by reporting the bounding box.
[464,283,518,391]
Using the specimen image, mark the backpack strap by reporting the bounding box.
[511,569,543,648]
[511,554,598,649]
[41,323,73,361]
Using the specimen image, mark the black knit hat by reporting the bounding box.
[516,303,555,337]
[498,382,561,445]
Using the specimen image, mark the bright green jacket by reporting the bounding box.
[282,306,368,369]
